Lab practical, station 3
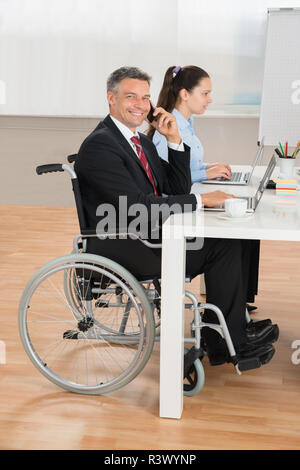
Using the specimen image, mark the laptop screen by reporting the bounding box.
[247,136,265,183]
[253,154,276,208]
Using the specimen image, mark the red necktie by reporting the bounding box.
[131,136,158,196]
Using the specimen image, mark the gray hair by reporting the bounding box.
[107,66,151,94]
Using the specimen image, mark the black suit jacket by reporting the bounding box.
[74,115,197,276]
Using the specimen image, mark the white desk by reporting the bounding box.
[159,165,300,419]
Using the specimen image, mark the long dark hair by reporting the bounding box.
[147,65,209,139]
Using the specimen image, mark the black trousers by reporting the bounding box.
[242,240,260,303]
[88,236,249,347]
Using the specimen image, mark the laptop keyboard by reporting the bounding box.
[216,172,250,183]
[216,171,250,183]
[231,172,250,182]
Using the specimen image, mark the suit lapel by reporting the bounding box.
[99,116,162,194]
[99,116,146,174]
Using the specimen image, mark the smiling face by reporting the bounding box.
[107,78,151,131]
[178,77,213,116]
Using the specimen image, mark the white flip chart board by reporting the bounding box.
[258,8,300,147]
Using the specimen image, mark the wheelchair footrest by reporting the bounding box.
[184,347,204,378]
[237,356,262,372]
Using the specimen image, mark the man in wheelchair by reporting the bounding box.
[74,66,279,370]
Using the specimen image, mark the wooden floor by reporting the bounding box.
[1,204,300,450]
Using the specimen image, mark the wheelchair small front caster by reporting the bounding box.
[183,347,205,396]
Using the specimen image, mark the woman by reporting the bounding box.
[148,65,232,183]
[149,65,259,308]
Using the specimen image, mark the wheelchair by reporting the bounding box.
[18,155,250,398]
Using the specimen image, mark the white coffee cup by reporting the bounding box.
[224,198,248,218]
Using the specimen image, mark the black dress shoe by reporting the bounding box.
[246,322,273,340]
[237,345,275,371]
[258,347,275,366]
[246,324,279,346]
[206,340,274,367]
[246,319,272,330]
[236,341,273,357]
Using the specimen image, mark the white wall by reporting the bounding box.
[1,0,300,116]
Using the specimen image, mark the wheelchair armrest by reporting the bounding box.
[77,231,162,249]
[99,232,162,249]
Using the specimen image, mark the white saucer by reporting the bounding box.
[217,214,253,221]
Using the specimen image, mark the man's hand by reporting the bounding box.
[148,103,181,144]
[201,191,235,207]
[206,163,232,180]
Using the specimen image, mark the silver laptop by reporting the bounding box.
[204,154,276,213]
[202,137,265,186]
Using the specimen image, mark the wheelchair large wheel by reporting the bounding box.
[64,251,161,336]
[18,253,155,395]
[63,247,85,317]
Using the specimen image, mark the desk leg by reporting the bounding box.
[160,234,186,419]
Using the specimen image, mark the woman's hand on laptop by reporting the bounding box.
[206,163,232,180]
[201,191,235,207]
